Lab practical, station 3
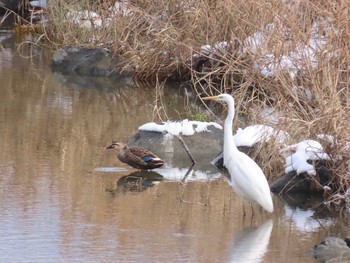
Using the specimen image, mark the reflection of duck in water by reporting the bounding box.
[107,171,164,194]
[106,141,165,170]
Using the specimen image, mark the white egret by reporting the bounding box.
[202,94,274,213]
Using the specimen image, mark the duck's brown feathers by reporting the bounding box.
[107,142,164,170]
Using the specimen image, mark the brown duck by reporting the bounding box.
[106,141,165,170]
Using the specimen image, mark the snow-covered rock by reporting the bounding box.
[281,140,331,176]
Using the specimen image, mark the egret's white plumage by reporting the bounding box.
[203,94,274,213]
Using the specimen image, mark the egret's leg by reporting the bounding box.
[242,203,247,224]
[250,203,254,224]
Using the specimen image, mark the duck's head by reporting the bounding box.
[106,141,127,150]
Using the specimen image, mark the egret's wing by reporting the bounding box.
[226,151,273,212]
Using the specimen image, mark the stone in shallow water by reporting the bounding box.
[126,128,223,167]
[307,236,350,262]
[51,46,130,77]
[270,160,333,195]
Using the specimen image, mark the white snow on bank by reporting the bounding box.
[193,20,332,81]
[139,120,222,136]
[281,140,331,176]
[243,29,267,55]
[112,0,131,17]
[254,106,283,125]
[245,21,330,79]
[66,1,131,28]
[233,124,289,147]
[317,133,350,155]
[199,41,230,57]
[29,0,46,9]
[190,41,232,66]
[255,54,300,79]
[66,10,104,28]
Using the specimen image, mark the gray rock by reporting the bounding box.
[270,161,333,194]
[51,46,131,78]
[307,236,350,262]
[126,127,223,167]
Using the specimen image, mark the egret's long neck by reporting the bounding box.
[223,100,238,160]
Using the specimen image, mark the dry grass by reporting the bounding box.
[31,0,350,200]
[0,0,44,35]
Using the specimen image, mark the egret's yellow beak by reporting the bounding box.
[202,96,219,101]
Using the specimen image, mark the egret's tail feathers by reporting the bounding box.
[259,195,274,213]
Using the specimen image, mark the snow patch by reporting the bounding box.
[233,125,289,147]
[139,120,222,136]
[281,140,331,176]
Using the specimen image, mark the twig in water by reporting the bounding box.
[181,163,195,183]
[175,135,196,164]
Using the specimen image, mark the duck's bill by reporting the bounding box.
[106,144,115,149]
[106,140,119,149]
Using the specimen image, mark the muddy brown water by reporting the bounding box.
[0,32,349,263]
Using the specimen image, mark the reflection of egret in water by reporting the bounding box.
[225,220,273,263]
[106,171,164,194]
